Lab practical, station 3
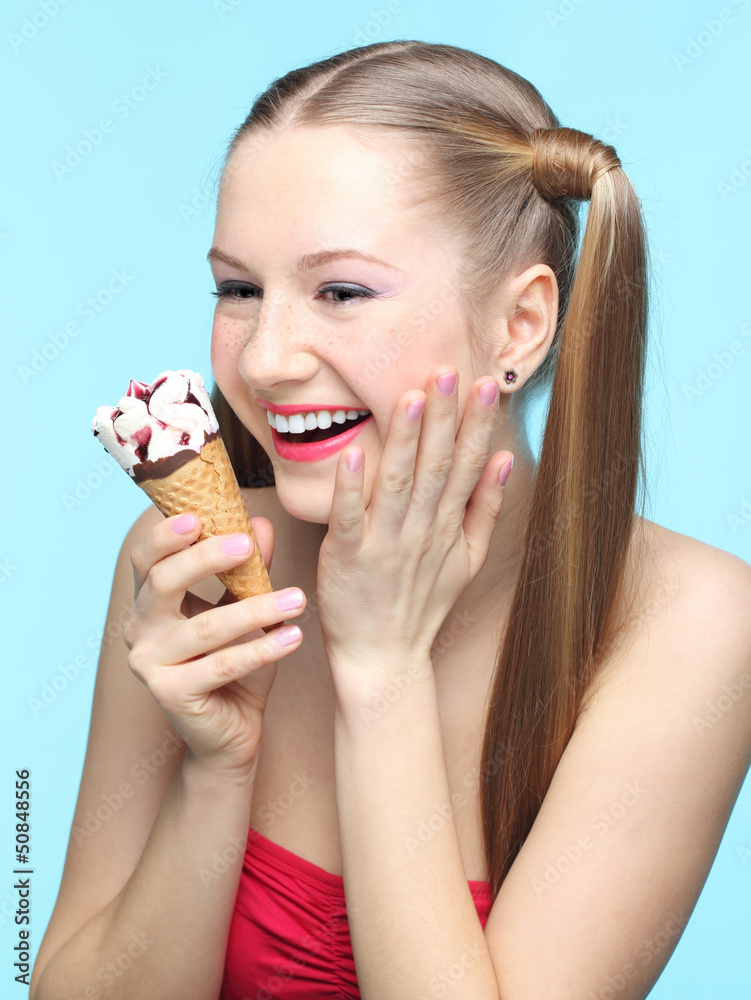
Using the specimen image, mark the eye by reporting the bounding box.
[317,284,375,305]
[211,281,375,305]
[211,281,258,301]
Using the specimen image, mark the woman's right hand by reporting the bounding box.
[123,512,305,779]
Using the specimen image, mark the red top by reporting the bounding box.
[220,827,493,1000]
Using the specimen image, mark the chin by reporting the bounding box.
[273,477,333,526]
[273,465,375,527]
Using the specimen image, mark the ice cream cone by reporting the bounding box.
[136,435,271,599]
[92,370,272,601]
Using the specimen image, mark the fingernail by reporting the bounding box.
[498,456,514,487]
[274,589,304,612]
[347,449,363,473]
[407,399,425,421]
[479,382,498,406]
[171,513,196,534]
[275,625,302,646]
[437,372,457,396]
[221,534,251,555]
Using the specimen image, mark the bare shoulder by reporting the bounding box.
[628,516,751,642]
[642,515,751,580]
[592,515,751,738]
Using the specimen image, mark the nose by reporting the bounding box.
[237,288,320,388]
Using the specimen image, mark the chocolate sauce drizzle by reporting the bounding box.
[132,429,220,482]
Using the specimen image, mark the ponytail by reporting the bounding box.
[480,127,650,894]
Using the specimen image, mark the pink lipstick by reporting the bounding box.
[271,415,374,463]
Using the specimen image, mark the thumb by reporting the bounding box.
[248,516,275,574]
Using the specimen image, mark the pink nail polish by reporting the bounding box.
[171,513,196,534]
[274,589,304,612]
[347,449,363,473]
[479,382,498,406]
[407,399,425,421]
[498,456,514,487]
[437,372,457,396]
[221,534,251,555]
[276,625,302,646]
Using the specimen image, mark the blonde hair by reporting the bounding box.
[211,40,650,899]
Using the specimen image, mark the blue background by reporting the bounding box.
[3,0,750,995]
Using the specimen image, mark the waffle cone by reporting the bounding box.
[136,436,271,599]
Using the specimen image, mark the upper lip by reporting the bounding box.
[256,398,370,416]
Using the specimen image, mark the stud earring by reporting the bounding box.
[503,369,518,385]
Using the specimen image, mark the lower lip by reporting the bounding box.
[271,415,374,463]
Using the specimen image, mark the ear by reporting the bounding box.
[494,264,558,388]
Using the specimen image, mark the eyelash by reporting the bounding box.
[211,281,375,305]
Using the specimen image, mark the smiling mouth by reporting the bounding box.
[277,411,372,445]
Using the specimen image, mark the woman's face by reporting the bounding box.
[210,124,489,524]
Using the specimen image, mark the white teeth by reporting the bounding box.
[267,408,370,433]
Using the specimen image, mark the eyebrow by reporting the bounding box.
[207,246,403,273]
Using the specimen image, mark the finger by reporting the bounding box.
[154,620,304,701]
[366,387,426,537]
[328,444,366,555]
[404,367,459,527]
[462,452,514,575]
[137,531,258,622]
[131,512,203,596]
[437,378,500,529]
[245,516,275,575]
[161,587,306,663]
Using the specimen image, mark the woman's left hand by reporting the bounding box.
[316,366,513,689]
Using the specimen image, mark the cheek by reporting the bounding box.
[210,317,247,374]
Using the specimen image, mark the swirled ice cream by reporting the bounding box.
[92,370,219,479]
[91,369,272,600]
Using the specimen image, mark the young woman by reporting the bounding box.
[31,40,751,1000]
